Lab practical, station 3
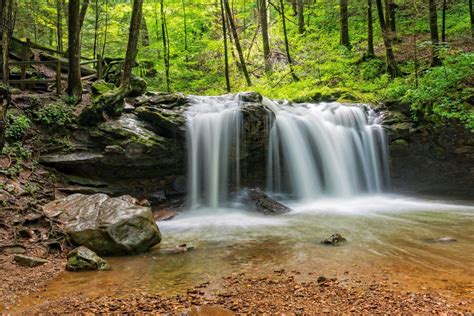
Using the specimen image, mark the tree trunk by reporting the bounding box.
[259,0,271,73]
[441,0,446,43]
[389,0,396,34]
[160,0,170,92]
[367,0,375,57]
[428,0,441,66]
[182,0,189,63]
[339,0,350,48]
[67,0,82,101]
[470,0,473,38]
[0,0,13,152]
[279,0,299,81]
[79,0,90,31]
[101,0,109,57]
[375,0,400,77]
[93,0,100,57]
[141,15,150,47]
[56,0,64,53]
[223,0,252,86]
[220,0,231,92]
[122,0,143,89]
[297,0,304,34]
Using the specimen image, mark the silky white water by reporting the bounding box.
[186,96,390,207]
[185,95,242,208]
[265,100,390,200]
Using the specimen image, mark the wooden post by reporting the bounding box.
[20,39,31,90]
[97,54,103,80]
[56,60,62,95]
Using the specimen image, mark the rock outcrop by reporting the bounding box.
[66,246,110,271]
[43,193,161,255]
[247,188,291,215]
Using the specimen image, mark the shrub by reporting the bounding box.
[5,113,31,140]
[34,101,75,128]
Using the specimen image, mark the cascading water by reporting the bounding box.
[185,95,242,209]
[265,100,390,200]
[185,94,389,208]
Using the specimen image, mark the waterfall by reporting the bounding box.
[266,100,390,200]
[185,95,389,208]
[185,95,242,209]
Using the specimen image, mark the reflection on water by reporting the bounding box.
[13,195,474,310]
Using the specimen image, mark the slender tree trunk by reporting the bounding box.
[182,0,189,63]
[122,0,143,89]
[428,0,441,66]
[220,0,231,92]
[0,0,13,151]
[259,0,271,73]
[441,0,447,43]
[141,16,150,46]
[223,0,252,86]
[413,1,419,88]
[297,0,304,34]
[93,0,100,57]
[279,0,299,81]
[339,0,350,48]
[291,0,297,16]
[79,0,90,31]
[56,0,64,53]
[470,0,473,38]
[367,0,375,57]
[375,0,399,77]
[67,0,82,101]
[389,0,396,34]
[160,0,170,92]
[101,0,109,57]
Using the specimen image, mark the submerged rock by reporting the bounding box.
[160,244,194,254]
[247,188,291,215]
[43,193,161,256]
[66,246,110,271]
[321,234,347,246]
[14,254,49,267]
[424,236,457,243]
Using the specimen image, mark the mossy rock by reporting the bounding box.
[91,80,116,98]
[129,76,147,97]
[80,88,128,125]
[66,246,110,271]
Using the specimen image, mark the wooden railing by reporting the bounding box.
[6,38,103,95]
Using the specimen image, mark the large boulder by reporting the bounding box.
[43,193,161,255]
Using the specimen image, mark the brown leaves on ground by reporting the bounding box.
[23,270,472,314]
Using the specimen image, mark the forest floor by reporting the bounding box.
[4,267,473,314]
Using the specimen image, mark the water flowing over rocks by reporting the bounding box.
[42,194,161,256]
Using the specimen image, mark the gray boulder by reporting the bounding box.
[14,255,49,267]
[43,193,161,255]
[247,188,291,214]
[66,246,110,271]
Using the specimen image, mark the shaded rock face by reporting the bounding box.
[43,194,161,256]
[383,108,474,197]
[40,92,272,198]
[66,246,110,271]
[247,188,291,215]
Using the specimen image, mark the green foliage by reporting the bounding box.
[5,113,31,141]
[34,101,75,128]
[386,53,474,128]
[1,142,32,177]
